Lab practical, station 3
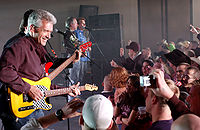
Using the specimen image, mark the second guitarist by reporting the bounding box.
[64,17,81,85]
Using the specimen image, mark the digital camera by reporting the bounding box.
[140,75,156,87]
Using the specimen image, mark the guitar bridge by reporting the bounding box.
[18,105,34,111]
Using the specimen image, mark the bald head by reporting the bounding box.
[171,114,200,130]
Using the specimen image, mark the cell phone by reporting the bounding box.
[140,75,156,87]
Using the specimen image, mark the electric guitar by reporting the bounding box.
[45,41,92,75]
[8,51,98,118]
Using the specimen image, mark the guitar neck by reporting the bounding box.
[48,53,77,80]
[44,86,85,97]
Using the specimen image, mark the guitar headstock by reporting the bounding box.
[79,41,92,52]
[84,84,98,91]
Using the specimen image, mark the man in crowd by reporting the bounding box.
[80,94,117,130]
[21,98,84,130]
[0,9,80,130]
[152,69,200,119]
[110,41,144,74]
[171,114,200,130]
[181,66,200,90]
[21,95,117,130]
[176,63,190,83]
[145,82,176,130]
[101,75,114,98]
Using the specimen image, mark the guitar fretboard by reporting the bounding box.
[44,86,85,97]
[48,52,77,80]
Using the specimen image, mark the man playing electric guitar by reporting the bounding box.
[0,10,80,130]
[64,17,81,85]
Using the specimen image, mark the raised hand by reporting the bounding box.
[120,48,124,57]
[61,98,84,119]
[110,60,119,67]
[190,24,200,35]
[151,69,174,99]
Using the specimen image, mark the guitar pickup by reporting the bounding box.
[18,105,34,111]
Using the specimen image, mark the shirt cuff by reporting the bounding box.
[168,94,180,105]
[21,118,43,130]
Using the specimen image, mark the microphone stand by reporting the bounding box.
[47,40,73,86]
[47,41,58,58]
[64,29,101,69]
[46,40,71,130]
[84,28,111,86]
[87,28,110,67]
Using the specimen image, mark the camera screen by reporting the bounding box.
[140,76,151,87]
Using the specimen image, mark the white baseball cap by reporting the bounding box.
[82,94,113,129]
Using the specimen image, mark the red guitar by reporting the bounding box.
[45,41,92,75]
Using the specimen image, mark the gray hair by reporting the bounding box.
[65,17,76,28]
[187,66,200,80]
[28,9,57,28]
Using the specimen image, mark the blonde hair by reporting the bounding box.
[165,79,180,98]
[150,79,180,107]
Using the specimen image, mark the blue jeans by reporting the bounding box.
[1,109,44,130]
[79,61,90,85]
[69,60,80,84]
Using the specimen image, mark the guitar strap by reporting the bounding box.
[0,83,9,114]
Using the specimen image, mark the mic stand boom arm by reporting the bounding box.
[88,29,110,67]
[62,29,101,69]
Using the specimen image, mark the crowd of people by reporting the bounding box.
[0,8,200,130]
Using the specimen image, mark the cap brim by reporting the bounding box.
[126,46,132,49]
[190,57,200,65]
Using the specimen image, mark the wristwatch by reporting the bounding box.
[55,109,64,121]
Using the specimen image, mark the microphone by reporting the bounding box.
[54,28,66,36]
[65,27,70,30]
[85,27,91,31]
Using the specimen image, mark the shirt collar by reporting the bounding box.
[132,51,141,60]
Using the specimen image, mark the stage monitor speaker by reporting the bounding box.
[88,13,122,87]
[79,5,98,23]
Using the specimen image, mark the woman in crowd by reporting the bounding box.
[114,75,151,130]
[108,66,129,129]
[142,59,154,76]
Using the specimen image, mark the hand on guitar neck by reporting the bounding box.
[68,82,81,97]
[73,50,81,63]
[28,82,81,101]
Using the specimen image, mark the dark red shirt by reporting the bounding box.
[167,94,191,120]
[0,36,58,94]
